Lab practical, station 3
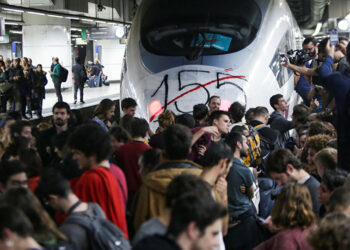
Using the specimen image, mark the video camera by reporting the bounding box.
[285,49,311,66]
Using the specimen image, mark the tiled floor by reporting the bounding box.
[41,83,120,117]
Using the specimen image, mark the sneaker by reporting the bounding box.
[74,100,77,104]
[80,100,85,104]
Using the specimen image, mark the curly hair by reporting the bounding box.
[308,212,350,250]
[158,110,175,129]
[272,183,315,230]
[305,134,332,152]
[308,121,336,137]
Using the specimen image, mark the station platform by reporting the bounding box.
[41,83,120,118]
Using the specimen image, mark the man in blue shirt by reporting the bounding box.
[319,41,350,171]
[224,131,259,250]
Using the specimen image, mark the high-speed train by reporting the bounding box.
[120,0,304,130]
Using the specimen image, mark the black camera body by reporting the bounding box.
[287,49,311,66]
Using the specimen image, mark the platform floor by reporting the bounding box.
[41,83,120,117]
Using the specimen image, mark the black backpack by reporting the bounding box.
[60,66,69,82]
[65,207,131,250]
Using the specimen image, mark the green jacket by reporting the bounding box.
[51,63,61,83]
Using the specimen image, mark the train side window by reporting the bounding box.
[269,31,293,88]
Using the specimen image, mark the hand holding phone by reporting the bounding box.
[329,29,339,46]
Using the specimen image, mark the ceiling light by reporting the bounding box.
[70,27,82,31]
[9,30,23,34]
[2,7,24,13]
[66,16,79,20]
[115,26,125,38]
[81,18,94,22]
[96,20,106,24]
[5,22,20,25]
[47,14,63,18]
[26,11,45,16]
[338,19,349,31]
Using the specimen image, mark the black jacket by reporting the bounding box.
[133,235,181,250]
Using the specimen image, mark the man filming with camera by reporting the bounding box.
[281,37,319,107]
[282,37,349,110]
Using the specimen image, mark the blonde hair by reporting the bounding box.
[272,183,315,230]
[158,110,175,129]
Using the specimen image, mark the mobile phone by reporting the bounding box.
[329,29,339,46]
[257,217,266,223]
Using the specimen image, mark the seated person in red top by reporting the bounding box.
[115,118,151,201]
[68,123,128,239]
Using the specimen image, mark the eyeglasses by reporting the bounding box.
[8,180,28,187]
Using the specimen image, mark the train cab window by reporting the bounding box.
[140,0,262,60]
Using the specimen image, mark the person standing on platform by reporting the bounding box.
[50,57,63,102]
[33,64,48,119]
[9,58,24,114]
[72,57,86,104]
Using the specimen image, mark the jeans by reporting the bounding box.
[224,207,261,250]
[54,81,62,102]
[74,80,84,101]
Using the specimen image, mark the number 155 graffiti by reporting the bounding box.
[149,70,247,122]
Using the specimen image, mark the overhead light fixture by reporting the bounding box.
[108,22,116,25]
[2,7,24,13]
[338,19,349,31]
[70,27,82,31]
[96,20,106,24]
[115,26,125,38]
[5,22,21,25]
[47,14,63,18]
[9,30,23,34]
[81,18,94,22]
[66,16,79,20]
[312,22,322,36]
[26,11,45,16]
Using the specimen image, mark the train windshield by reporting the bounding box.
[140,0,262,59]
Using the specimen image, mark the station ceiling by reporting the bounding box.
[0,0,349,36]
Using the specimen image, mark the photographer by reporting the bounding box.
[281,38,318,106]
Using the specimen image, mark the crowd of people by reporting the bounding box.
[0,35,349,250]
[0,55,107,120]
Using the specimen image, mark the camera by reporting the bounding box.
[286,49,311,66]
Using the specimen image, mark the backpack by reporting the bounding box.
[242,125,263,168]
[60,66,69,82]
[65,207,131,250]
[254,124,283,169]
